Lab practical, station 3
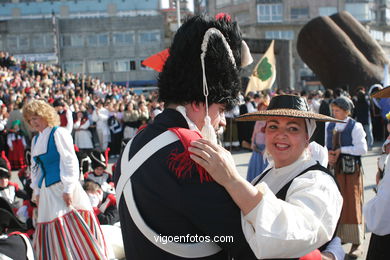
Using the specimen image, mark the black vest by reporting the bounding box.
[253,163,338,260]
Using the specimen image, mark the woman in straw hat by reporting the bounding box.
[364,86,390,260]
[23,100,108,259]
[325,96,367,258]
[190,94,343,259]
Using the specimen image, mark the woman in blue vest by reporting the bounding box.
[325,96,368,258]
[23,100,108,259]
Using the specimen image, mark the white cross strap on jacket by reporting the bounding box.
[117,130,222,258]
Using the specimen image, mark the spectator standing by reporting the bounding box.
[52,98,73,133]
[108,107,123,158]
[237,95,256,150]
[223,105,240,150]
[311,89,333,146]
[6,120,26,170]
[326,97,367,258]
[92,100,110,152]
[73,111,94,151]
[246,102,268,182]
[354,89,373,150]
[6,101,32,143]
[122,102,139,139]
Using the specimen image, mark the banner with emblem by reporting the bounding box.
[245,40,276,95]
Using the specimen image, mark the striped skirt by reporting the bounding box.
[33,181,108,260]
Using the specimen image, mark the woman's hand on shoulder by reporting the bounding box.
[189,138,240,187]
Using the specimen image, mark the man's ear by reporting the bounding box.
[190,101,204,112]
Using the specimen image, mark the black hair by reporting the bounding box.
[324,89,333,99]
[158,15,242,110]
[53,98,65,107]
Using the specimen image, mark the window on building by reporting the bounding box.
[62,34,83,47]
[233,0,249,4]
[235,11,251,24]
[370,30,384,41]
[257,4,283,23]
[32,35,44,48]
[7,35,29,50]
[32,33,55,49]
[140,59,153,70]
[385,32,390,42]
[290,7,309,20]
[99,34,108,46]
[114,59,137,71]
[130,60,136,70]
[0,39,3,50]
[115,60,128,72]
[345,0,374,2]
[319,6,337,16]
[89,60,110,73]
[18,35,29,50]
[345,3,372,21]
[88,35,98,47]
[7,36,17,50]
[265,30,294,40]
[64,62,83,74]
[71,34,84,47]
[139,30,161,43]
[62,35,71,47]
[88,34,109,46]
[113,32,134,46]
[385,8,390,23]
[45,34,54,48]
[216,0,231,8]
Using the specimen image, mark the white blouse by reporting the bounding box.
[242,156,343,259]
[364,155,390,236]
[30,126,80,196]
[324,117,367,156]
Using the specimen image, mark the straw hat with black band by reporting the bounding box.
[371,85,390,98]
[236,95,344,123]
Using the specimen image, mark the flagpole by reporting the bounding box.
[176,0,181,28]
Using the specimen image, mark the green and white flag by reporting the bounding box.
[245,40,276,95]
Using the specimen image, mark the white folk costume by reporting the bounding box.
[247,155,342,259]
[364,146,390,260]
[73,118,94,150]
[325,116,367,245]
[31,126,107,259]
[363,85,390,260]
[92,107,110,151]
[236,94,343,259]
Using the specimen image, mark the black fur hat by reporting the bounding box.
[158,15,243,110]
[90,150,106,169]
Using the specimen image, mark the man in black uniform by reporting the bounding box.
[114,14,256,259]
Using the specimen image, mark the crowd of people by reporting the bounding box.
[0,13,389,260]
